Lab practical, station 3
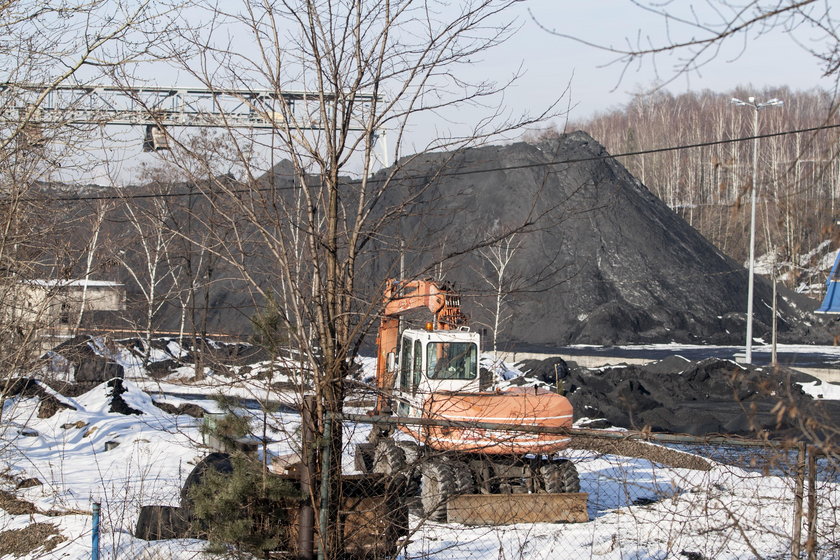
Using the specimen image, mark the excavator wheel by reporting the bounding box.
[396,441,422,498]
[446,458,475,494]
[539,460,580,493]
[395,440,420,464]
[372,439,407,476]
[420,459,459,522]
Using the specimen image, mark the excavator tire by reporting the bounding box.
[446,459,475,494]
[396,441,422,498]
[372,439,407,476]
[396,440,420,464]
[539,460,580,493]
[420,459,459,522]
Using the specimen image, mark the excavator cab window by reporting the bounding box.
[426,341,477,380]
[412,339,422,393]
[399,336,411,391]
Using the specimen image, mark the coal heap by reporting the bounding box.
[44,131,831,346]
[518,356,840,437]
[373,132,830,346]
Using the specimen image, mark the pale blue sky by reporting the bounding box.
[499,1,837,124]
[61,1,839,184]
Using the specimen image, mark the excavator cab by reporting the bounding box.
[391,327,480,417]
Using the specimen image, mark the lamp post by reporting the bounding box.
[731,96,783,364]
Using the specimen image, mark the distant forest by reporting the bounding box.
[532,86,840,292]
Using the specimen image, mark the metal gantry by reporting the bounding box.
[0,82,387,163]
[0,83,379,131]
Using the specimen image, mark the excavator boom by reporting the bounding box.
[375,279,467,412]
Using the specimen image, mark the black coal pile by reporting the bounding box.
[517,356,840,437]
[42,131,832,346]
[3,378,76,419]
[44,335,124,395]
[369,132,831,346]
[106,378,142,415]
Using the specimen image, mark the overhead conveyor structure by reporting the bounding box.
[0,83,384,154]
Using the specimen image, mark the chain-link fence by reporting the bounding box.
[285,412,840,560]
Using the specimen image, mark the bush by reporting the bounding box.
[188,454,298,558]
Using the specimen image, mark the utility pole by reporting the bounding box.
[730,96,783,364]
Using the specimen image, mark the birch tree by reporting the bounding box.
[113,196,179,366]
[476,234,522,357]
[0,1,186,382]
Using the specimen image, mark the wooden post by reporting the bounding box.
[299,396,316,560]
[791,442,806,559]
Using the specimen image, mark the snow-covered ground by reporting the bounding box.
[1,346,838,559]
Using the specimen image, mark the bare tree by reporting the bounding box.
[111,190,179,366]
[145,1,561,556]
[73,200,115,334]
[0,1,186,387]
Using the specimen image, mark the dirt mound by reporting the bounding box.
[46,335,124,394]
[518,356,840,437]
[153,400,206,418]
[0,523,65,557]
[119,337,273,377]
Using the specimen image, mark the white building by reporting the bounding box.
[9,279,126,353]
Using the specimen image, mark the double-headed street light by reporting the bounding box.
[731,96,784,364]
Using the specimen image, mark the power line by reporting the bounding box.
[22,121,840,203]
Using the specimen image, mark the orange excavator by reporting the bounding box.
[364,279,582,522]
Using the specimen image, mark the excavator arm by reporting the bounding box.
[374,279,467,413]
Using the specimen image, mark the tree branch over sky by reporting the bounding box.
[530,1,839,89]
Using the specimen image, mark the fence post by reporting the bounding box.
[317,414,333,560]
[299,396,316,560]
[791,442,806,559]
[91,502,100,560]
[806,447,818,560]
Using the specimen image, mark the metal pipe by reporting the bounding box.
[806,447,818,560]
[772,274,778,366]
[91,502,100,560]
[299,396,315,560]
[317,416,332,560]
[746,105,759,364]
[791,442,806,559]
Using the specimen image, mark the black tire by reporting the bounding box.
[447,459,475,494]
[372,439,407,476]
[540,460,580,493]
[396,440,420,464]
[420,460,459,522]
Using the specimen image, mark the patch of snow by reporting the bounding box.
[798,380,840,400]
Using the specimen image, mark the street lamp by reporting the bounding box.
[731,96,783,364]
